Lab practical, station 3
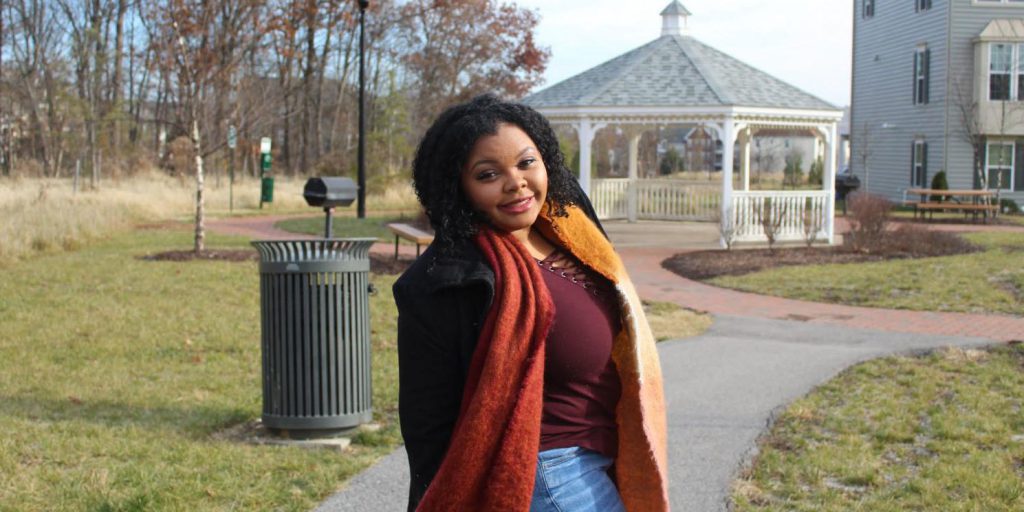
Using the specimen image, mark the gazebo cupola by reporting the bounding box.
[660,1,691,36]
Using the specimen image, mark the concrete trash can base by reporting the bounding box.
[252,238,376,434]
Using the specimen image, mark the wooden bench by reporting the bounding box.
[386,223,434,259]
[909,201,999,221]
[905,188,999,223]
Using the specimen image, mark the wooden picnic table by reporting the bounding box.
[904,188,999,222]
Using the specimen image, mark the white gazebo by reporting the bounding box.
[523,1,844,245]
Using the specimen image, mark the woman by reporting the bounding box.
[394,95,669,512]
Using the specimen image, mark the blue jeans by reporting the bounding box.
[530,446,626,512]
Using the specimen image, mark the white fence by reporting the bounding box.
[591,179,630,219]
[590,179,833,245]
[730,190,830,243]
[591,179,720,221]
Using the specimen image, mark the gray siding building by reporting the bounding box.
[852,0,1024,204]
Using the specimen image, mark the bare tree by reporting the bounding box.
[398,0,549,129]
[952,73,1024,211]
[952,74,987,192]
[801,198,824,248]
[8,0,68,177]
[755,198,786,253]
[0,0,8,176]
[713,204,738,250]
[854,121,873,194]
[148,0,268,253]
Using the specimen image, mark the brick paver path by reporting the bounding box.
[206,214,425,258]
[208,215,1024,342]
[618,246,1024,342]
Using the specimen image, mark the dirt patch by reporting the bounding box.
[140,249,413,275]
[665,228,980,281]
[140,249,258,262]
[371,254,413,275]
[135,220,189,230]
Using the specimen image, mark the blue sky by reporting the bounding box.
[516,0,853,107]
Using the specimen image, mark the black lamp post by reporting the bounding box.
[357,0,368,218]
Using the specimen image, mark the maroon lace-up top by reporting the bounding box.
[536,249,622,457]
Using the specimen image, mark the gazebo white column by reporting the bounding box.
[627,132,641,222]
[718,117,736,247]
[823,123,838,244]
[575,118,606,195]
[739,126,752,191]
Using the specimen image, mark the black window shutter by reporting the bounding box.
[1015,139,1024,191]
[922,142,929,186]
[923,49,930,103]
[911,142,917,185]
[913,53,919,104]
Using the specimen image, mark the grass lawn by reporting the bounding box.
[711,232,1024,315]
[733,344,1024,511]
[275,214,421,243]
[643,300,712,342]
[0,222,709,509]
[0,226,401,510]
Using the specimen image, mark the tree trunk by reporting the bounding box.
[192,117,205,253]
[111,0,126,149]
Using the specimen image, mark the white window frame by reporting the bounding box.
[973,0,1024,6]
[988,43,1023,100]
[916,0,932,11]
[913,140,927,188]
[986,141,1015,190]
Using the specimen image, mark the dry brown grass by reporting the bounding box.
[0,173,418,263]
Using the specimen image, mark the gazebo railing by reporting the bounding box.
[592,178,719,221]
[637,180,720,220]
[592,179,630,219]
[731,190,830,243]
[590,180,833,245]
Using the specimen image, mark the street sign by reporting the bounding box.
[260,137,272,154]
[227,125,237,149]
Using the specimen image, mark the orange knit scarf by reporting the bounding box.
[414,224,553,511]
[416,205,670,511]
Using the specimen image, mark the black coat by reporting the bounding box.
[393,239,494,511]
[393,194,605,511]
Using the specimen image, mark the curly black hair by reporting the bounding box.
[412,94,581,254]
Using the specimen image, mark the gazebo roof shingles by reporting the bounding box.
[523,34,836,111]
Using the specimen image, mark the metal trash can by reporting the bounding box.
[261,176,275,203]
[252,238,376,434]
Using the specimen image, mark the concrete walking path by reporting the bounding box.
[315,318,994,512]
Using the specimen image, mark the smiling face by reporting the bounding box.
[461,123,548,241]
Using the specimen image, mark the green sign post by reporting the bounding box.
[259,137,274,208]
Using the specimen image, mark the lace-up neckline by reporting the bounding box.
[535,250,603,296]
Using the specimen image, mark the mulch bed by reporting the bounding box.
[141,249,259,262]
[663,228,983,281]
[140,249,413,275]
